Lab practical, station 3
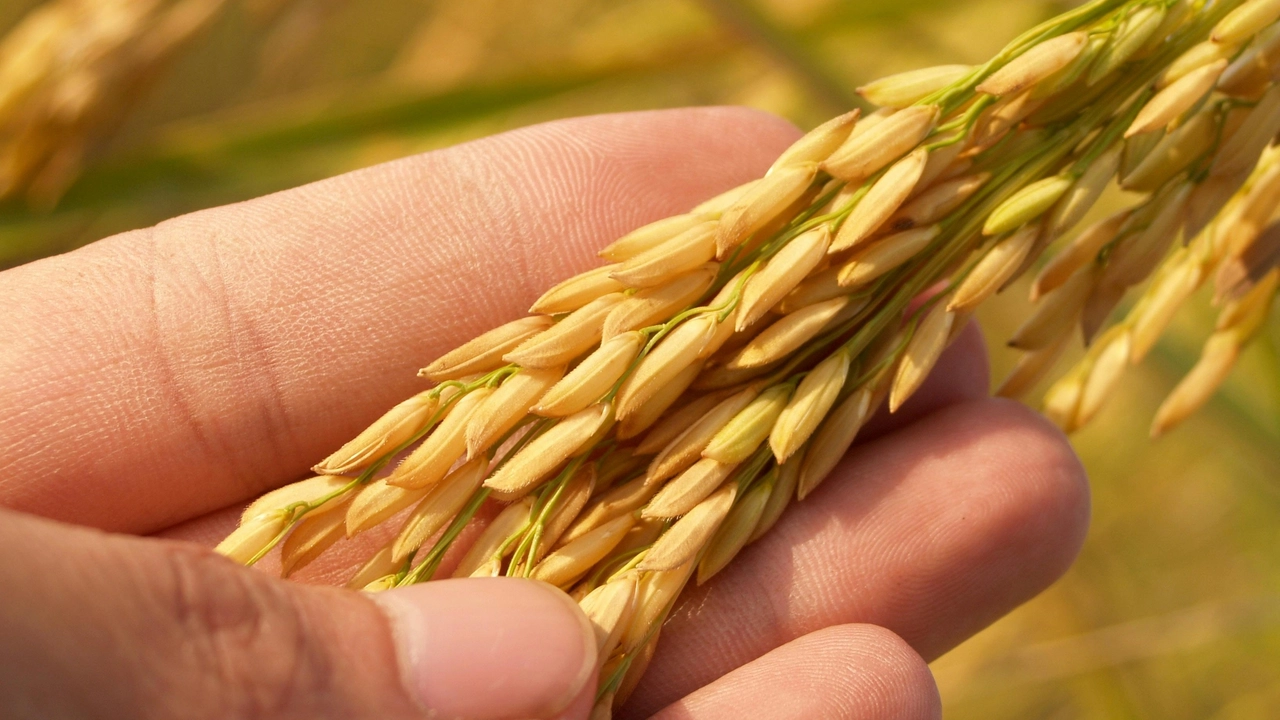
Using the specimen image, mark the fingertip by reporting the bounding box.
[863,397,1090,658]
[816,624,942,720]
[958,397,1092,581]
[373,577,597,720]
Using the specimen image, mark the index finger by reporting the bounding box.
[0,107,801,533]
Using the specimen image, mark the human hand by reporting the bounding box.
[0,107,1089,719]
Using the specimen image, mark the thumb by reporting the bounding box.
[0,509,598,720]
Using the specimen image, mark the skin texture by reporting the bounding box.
[0,107,1090,719]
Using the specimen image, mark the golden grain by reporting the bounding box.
[536,332,643,417]
[832,147,928,251]
[770,349,850,462]
[387,387,492,490]
[466,367,564,457]
[485,403,612,499]
[504,293,624,368]
[637,482,737,571]
[422,316,551,381]
[642,457,736,518]
[858,65,971,108]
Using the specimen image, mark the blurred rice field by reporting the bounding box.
[3,1,1279,716]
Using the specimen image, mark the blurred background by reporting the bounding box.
[2,0,1278,716]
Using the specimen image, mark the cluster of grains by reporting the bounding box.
[0,0,224,206]
[217,1,1280,714]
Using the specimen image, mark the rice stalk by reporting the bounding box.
[216,0,1280,710]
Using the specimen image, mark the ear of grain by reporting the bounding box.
[391,457,489,562]
[698,310,740,360]
[1011,267,1095,351]
[602,266,716,338]
[600,215,704,262]
[996,332,1072,400]
[692,358,777,390]
[452,498,533,578]
[776,265,845,312]
[1031,32,1105,97]
[622,560,696,653]
[617,358,704,439]
[1160,39,1240,88]
[1100,183,1190,291]
[738,226,831,329]
[595,449,648,494]
[770,109,860,170]
[535,464,598,560]
[821,105,939,183]
[1130,257,1202,362]
[858,64,972,108]
[578,575,639,661]
[642,457,737,518]
[345,479,430,537]
[466,367,564,457]
[1212,84,1280,177]
[770,349,851,462]
[646,385,761,484]
[1152,333,1240,436]
[536,332,644,417]
[1218,25,1280,97]
[611,222,718,288]
[1152,268,1277,436]
[1127,59,1227,137]
[950,225,1040,312]
[890,303,956,412]
[983,175,1072,236]
[215,511,287,565]
[1122,110,1216,191]
[531,265,629,314]
[703,384,793,464]
[635,389,735,456]
[970,91,1043,152]
[838,225,940,287]
[1043,361,1086,432]
[242,475,354,523]
[345,543,400,590]
[1087,5,1165,85]
[280,496,353,577]
[422,316,552,381]
[637,482,737,571]
[715,162,818,257]
[387,387,492,490]
[616,316,716,420]
[485,403,612,500]
[1212,0,1280,45]
[1048,146,1121,237]
[832,147,928,251]
[1075,328,1132,427]
[748,461,799,542]
[531,514,635,588]
[697,477,772,584]
[889,173,988,231]
[314,390,439,475]
[977,31,1087,96]
[561,475,659,545]
[504,293,624,368]
[797,387,874,500]
[1033,209,1128,299]
[727,296,852,369]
